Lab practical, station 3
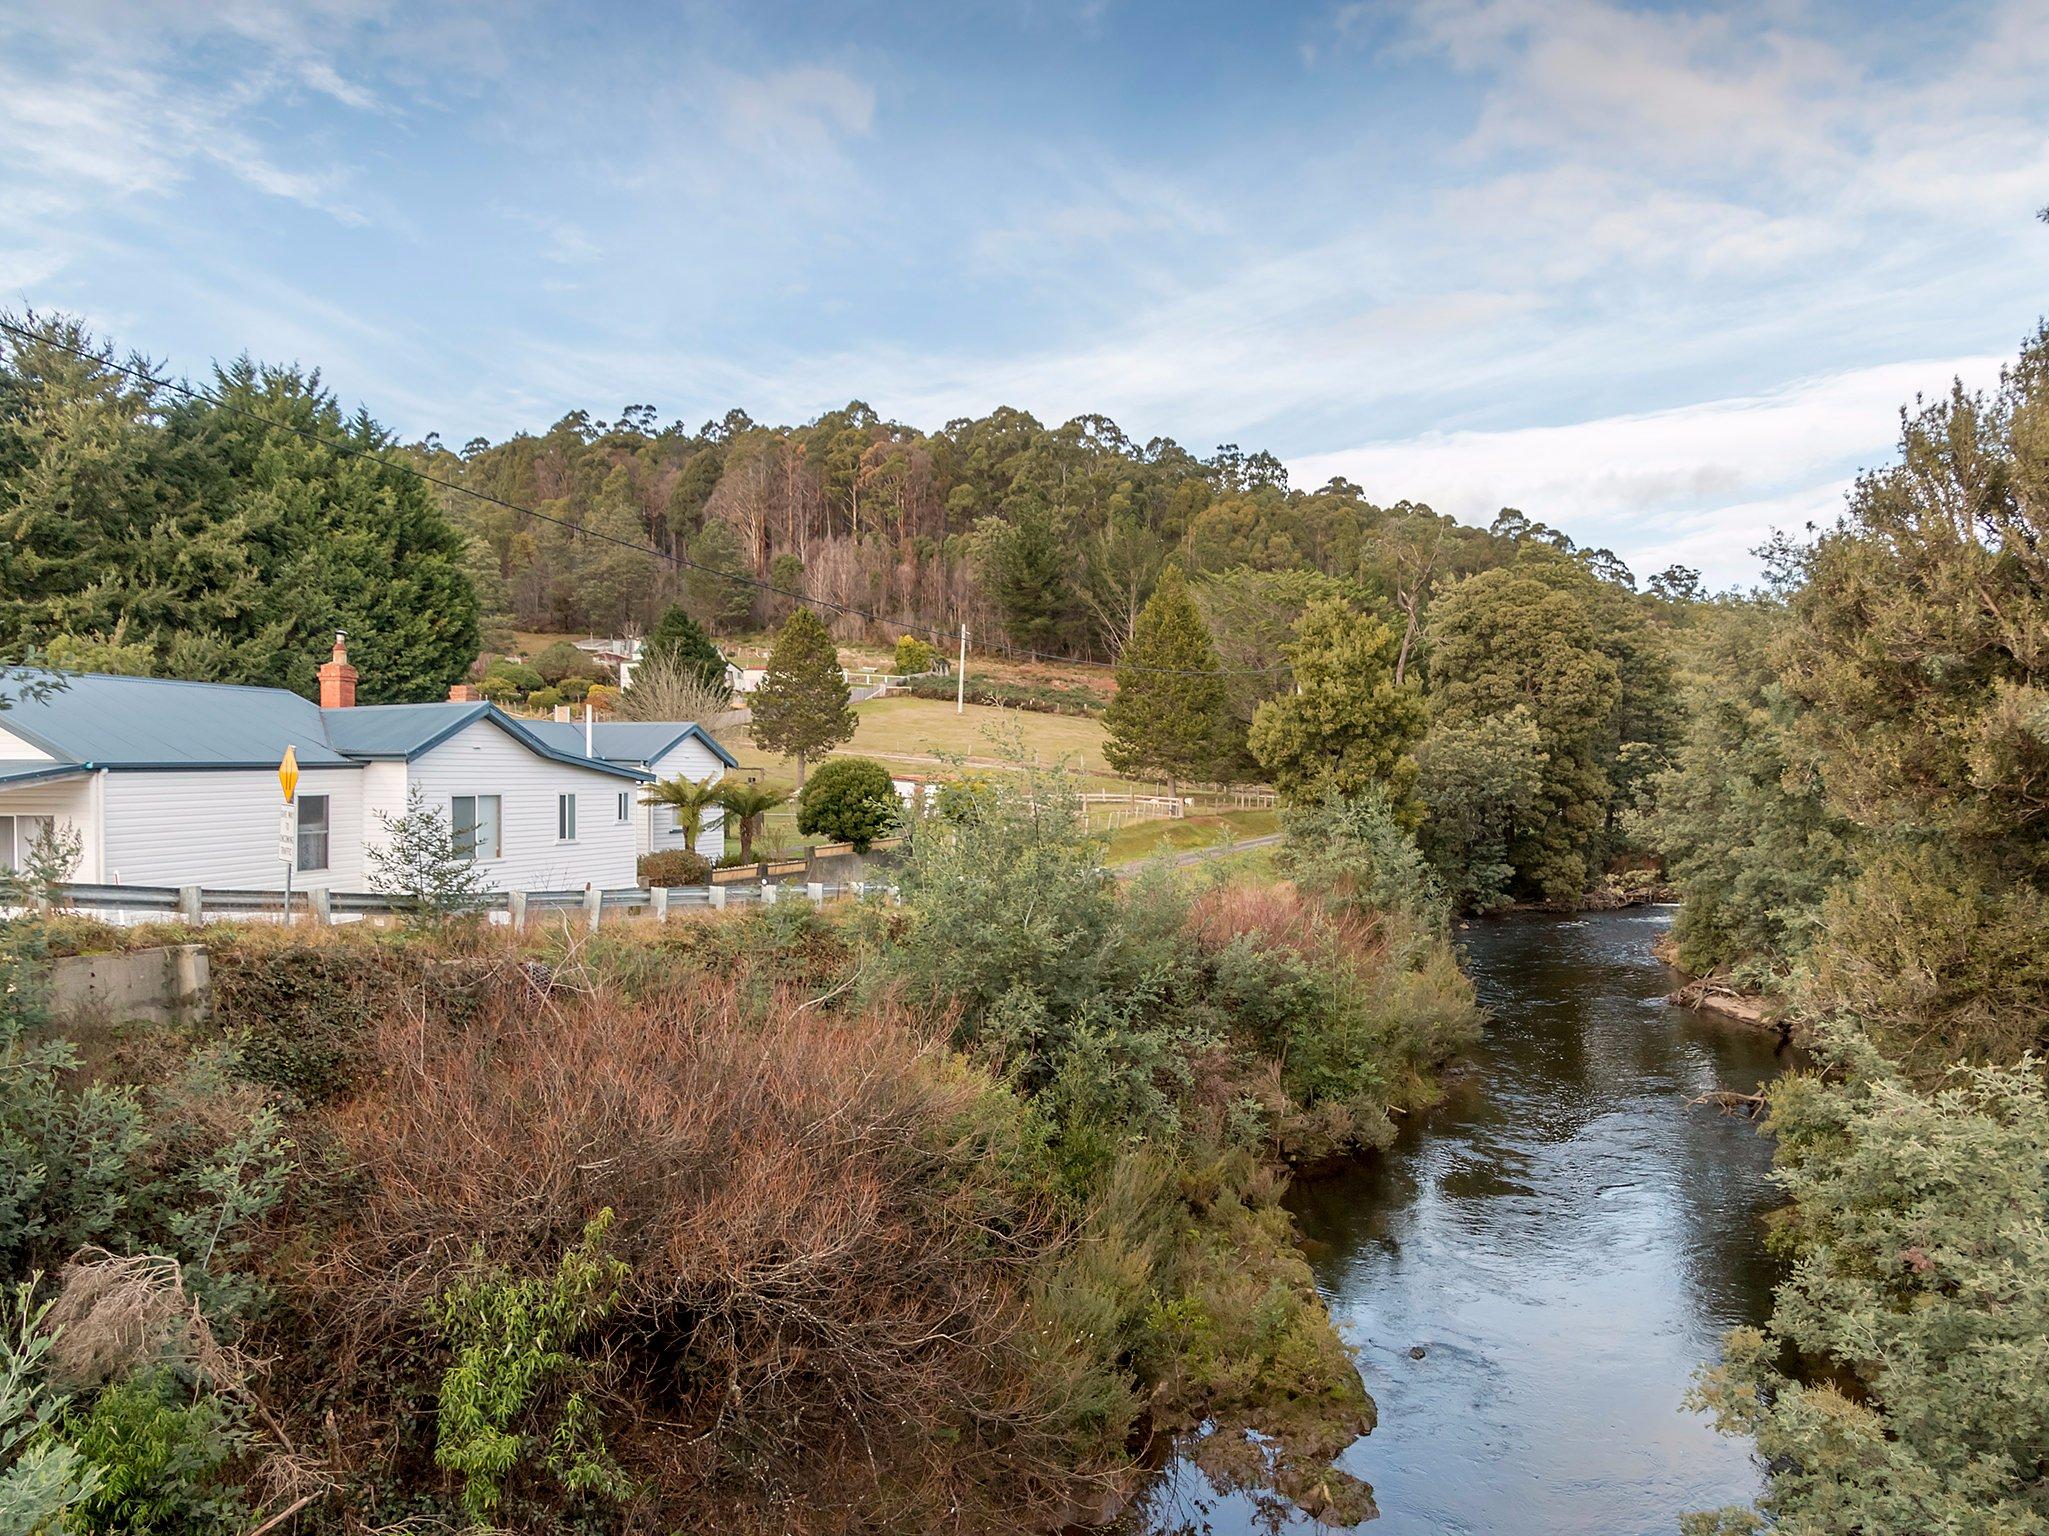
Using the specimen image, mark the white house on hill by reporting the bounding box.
[0,637,732,893]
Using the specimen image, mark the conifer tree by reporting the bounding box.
[642,604,729,701]
[1101,564,1235,798]
[748,608,855,784]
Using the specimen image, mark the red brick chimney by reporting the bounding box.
[448,683,481,702]
[318,631,357,709]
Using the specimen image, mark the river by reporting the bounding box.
[1141,907,1789,1536]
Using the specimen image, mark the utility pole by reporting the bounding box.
[956,624,967,714]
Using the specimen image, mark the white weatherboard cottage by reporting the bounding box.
[0,638,732,893]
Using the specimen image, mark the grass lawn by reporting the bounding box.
[1101,809,1279,866]
[728,695,1118,783]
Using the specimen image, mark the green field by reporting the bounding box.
[729,694,1119,783]
[1101,808,1279,866]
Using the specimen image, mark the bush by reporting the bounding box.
[584,683,619,713]
[63,1368,251,1534]
[796,758,899,852]
[893,635,938,675]
[531,641,595,684]
[637,849,711,887]
[306,971,1102,1530]
[478,674,520,703]
[713,851,757,870]
[525,687,564,711]
[432,1211,630,1521]
[906,673,1100,716]
[557,676,592,702]
[1686,1033,2049,1535]
[484,660,545,694]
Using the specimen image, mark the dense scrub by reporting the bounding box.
[1,757,1477,1533]
[1650,324,2049,1533]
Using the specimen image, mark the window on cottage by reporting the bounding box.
[617,791,630,822]
[296,794,330,871]
[0,814,53,871]
[452,795,502,861]
[558,793,577,842]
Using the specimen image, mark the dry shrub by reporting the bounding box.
[293,965,1120,1533]
[1184,880,1387,968]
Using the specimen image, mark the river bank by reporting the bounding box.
[1135,908,1787,1535]
[1649,930,1797,1043]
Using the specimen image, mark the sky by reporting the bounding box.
[2,0,2045,585]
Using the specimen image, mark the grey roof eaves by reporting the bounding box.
[0,762,95,788]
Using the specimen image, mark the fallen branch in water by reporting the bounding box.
[1688,1089,1768,1119]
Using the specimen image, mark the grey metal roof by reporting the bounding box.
[0,672,650,782]
[323,702,651,781]
[524,720,738,770]
[319,702,493,759]
[0,672,355,769]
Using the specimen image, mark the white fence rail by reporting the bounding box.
[21,878,897,929]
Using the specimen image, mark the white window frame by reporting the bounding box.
[451,794,502,862]
[616,791,630,823]
[558,793,577,842]
[0,814,54,871]
[295,794,331,872]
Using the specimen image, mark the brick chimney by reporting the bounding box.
[317,631,357,709]
[448,683,481,702]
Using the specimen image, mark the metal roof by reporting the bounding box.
[0,762,93,788]
[0,672,355,769]
[321,703,651,780]
[0,672,650,782]
[523,719,738,770]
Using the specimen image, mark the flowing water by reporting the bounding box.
[1143,907,1789,1536]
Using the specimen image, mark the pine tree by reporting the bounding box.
[748,608,855,784]
[642,605,729,701]
[1101,564,1235,798]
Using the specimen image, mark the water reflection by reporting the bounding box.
[1141,909,1787,1536]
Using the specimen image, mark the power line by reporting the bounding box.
[0,317,1293,679]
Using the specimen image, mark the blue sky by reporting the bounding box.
[3,0,2045,583]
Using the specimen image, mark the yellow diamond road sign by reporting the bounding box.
[278,745,299,804]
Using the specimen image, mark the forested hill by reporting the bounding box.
[0,308,1697,683]
[418,398,1693,657]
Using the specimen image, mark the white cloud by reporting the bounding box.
[1288,355,2008,583]
[718,65,876,159]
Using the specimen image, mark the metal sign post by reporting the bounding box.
[277,745,299,922]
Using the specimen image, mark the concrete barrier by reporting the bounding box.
[48,943,211,1030]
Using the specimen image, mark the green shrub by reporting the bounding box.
[636,849,711,887]
[892,635,938,675]
[556,676,592,702]
[530,641,594,685]
[1,1285,101,1529]
[905,673,1100,716]
[483,660,545,694]
[796,757,900,852]
[63,1369,250,1535]
[525,687,564,711]
[1686,1034,2049,1535]
[431,1212,631,1522]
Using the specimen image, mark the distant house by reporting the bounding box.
[0,636,734,892]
